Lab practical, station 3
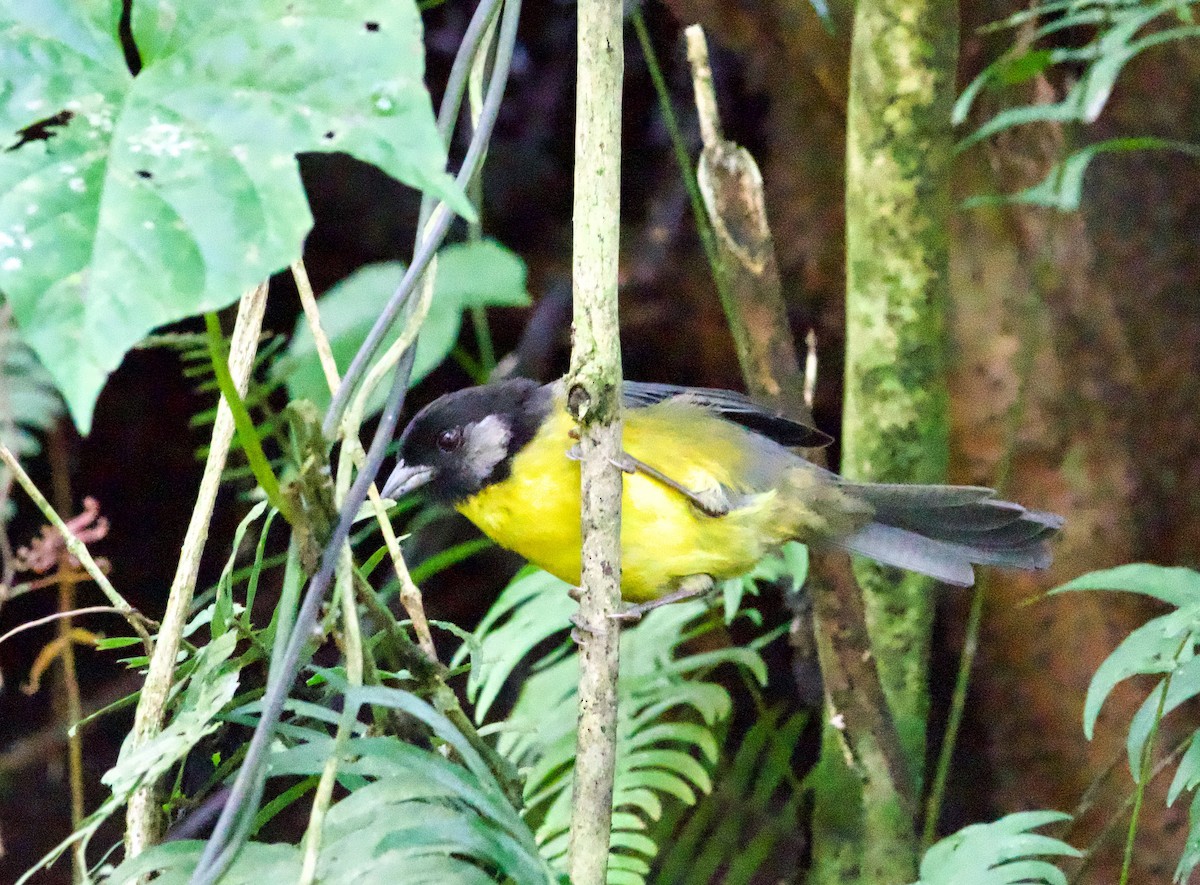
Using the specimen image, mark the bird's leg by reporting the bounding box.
[566,586,588,641]
[566,445,732,517]
[610,574,716,623]
[613,453,733,517]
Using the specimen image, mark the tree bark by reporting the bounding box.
[566,0,625,882]
[811,1,959,882]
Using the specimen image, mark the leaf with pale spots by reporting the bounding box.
[0,0,469,431]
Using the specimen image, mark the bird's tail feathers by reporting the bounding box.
[833,483,1063,587]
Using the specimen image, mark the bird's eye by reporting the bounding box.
[437,427,463,452]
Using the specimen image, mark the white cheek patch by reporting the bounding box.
[463,414,513,481]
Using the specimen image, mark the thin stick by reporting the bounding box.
[0,606,127,646]
[804,329,818,411]
[924,284,1040,845]
[685,25,805,409]
[48,427,86,881]
[297,552,361,884]
[566,0,625,882]
[299,442,362,884]
[322,0,515,437]
[124,282,269,857]
[467,9,500,375]
[0,444,152,651]
[291,261,340,393]
[921,578,984,847]
[342,254,441,662]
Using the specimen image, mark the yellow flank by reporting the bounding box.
[456,396,798,602]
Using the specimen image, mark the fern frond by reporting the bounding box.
[654,707,808,885]
[458,569,769,883]
[1053,564,1200,882]
[139,330,288,474]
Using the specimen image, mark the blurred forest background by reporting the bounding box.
[2,0,1199,882]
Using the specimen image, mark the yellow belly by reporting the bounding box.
[455,401,787,602]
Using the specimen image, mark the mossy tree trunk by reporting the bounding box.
[809,0,958,882]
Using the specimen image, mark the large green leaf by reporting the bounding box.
[0,0,469,431]
[1052,562,1200,608]
[278,239,530,413]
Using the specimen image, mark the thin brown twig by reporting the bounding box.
[0,606,129,647]
[124,281,269,857]
[47,425,86,881]
[2,566,103,601]
[684,21,914,823]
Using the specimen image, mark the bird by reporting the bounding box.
[381,378,1063,618]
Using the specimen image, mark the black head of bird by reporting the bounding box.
[384,377,550,505]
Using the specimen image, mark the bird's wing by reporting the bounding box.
[622,381,832,448]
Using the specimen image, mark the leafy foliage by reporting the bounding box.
[278,239,530,416]
[19,626,243,884]
[17,503,285,883]
[956,0,1200,210]
[28,496,563,884]
[0,0,468,430]
[912,811,1079,885]
[1053,564,1200,882]
[106,685,558,885]
[456,568,771,884]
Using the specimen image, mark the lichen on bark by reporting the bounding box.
[810,0,959,882]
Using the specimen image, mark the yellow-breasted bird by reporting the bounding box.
[381,379,1062,617]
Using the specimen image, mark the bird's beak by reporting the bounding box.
[380,461,435,500]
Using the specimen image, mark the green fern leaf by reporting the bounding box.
[654,707,807,885]
[0,306,63,512]
[460,568,770,884]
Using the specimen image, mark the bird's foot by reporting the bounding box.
[608,575,717,623]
